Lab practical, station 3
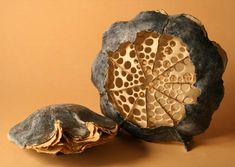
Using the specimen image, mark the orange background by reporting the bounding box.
[1,0,235,167]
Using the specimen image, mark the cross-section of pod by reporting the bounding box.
[8,104,118,154]
[92,11,226,150]
[106,31,201,129]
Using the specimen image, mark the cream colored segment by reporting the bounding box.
[111,89,136,117]
[110,80,148,128]
[115,86,147,127]
[110,86,146,119]
[153,37,189,77]
[115,44,144,78]
[108,43,145,91]
[157,57,200,104]
[108,57,145,91]
[128,95,148,128]
[153,80,178,99]
[137,36,160,75]
[168,57,196,83]
[146,88,174,128]
[108,61,133,91]
[154,90,186,124]
[162,83,200,104]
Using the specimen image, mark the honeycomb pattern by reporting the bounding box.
[106,31,201,128]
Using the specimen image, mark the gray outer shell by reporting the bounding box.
[8,104,116,148]
[91,11,224,141]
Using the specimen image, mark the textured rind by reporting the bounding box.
[91,11,169,94]
[91,11,225,143]
[8,104,117,149]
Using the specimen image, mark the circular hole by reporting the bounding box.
[145,38,154,45]
[124,61,131,69]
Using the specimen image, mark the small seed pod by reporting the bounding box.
[8,104,118,154]
[91,10,227,150]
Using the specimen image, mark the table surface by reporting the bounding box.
[1,0,235,167]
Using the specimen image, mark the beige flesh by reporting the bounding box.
[25,120,118,154]
[106,31,201,128]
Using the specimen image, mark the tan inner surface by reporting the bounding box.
[106,31,201,128]
[25,120,118,154]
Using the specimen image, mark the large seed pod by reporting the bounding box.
[8,104,118,154]
[91,10,227,150]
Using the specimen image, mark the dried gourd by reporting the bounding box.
[91,10,227,150]
[8,104,118,154]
